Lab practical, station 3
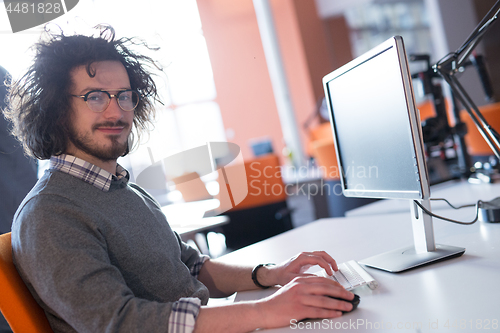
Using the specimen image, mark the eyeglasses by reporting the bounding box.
[71,89,141,113]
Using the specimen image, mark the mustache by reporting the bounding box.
[92,120,131,130]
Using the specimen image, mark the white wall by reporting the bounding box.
[314,0,372,18]
[425,0,489,107]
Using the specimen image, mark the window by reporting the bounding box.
[1,0,226,202]
[343,0,433,103]
[344,0,432,59]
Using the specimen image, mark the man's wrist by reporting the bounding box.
[252,263,276,289]
[196,300,264,332]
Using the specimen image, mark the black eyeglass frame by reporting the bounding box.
[71,89,141,113]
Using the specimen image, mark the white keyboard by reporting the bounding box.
[323,260,378,291]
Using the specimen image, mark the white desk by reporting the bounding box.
[218,182,500,332]
[161,199,229,237]
[346,179,500,217]
[170,215,229,240]
[162,199,229,254]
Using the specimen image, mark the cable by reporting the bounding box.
[430,198,476,210]
[413,200,480,225]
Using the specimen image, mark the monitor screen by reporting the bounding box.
[323,36,465,273]
[323,36,429,200]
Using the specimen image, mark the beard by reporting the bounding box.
[67,120,131,162]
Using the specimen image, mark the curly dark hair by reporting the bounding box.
[3,24,161,159]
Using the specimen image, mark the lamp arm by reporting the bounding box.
[456,2,500,68]
[433,0,500,167]
[441,72,500,160]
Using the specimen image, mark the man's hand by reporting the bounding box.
[257,251,338,287]
[195,252,351,332]
[257,275,354,329]
[195,275,354,333]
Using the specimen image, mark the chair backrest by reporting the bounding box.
[310,138,340,181]
[0,232,53,333]
[217,153,287,212]
[416,99,437,121]
[171,172,212,202]
[306,122,334,156]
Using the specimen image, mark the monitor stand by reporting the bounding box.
[359,199,465,273]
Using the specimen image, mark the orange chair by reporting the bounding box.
[310,138,340,181]
[415,98,453,122]
[0,232,53,333]
[460,102,500,156]
[306,122,334,157]
[416,99,437,121]
[227,153,287,210]
[216,154,292,250]
[308,125,379,217]
[306,122,341,180]
[171,172,212,203]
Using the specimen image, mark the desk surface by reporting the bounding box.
[161,199,229,238]
[219,181,500,332]
[346,179,500,217]
[169,215,229,238]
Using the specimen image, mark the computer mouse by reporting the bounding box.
[328,294,360,313]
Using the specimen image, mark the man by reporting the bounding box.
[3,26,354,332]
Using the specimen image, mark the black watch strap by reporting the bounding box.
[251,263,275,289]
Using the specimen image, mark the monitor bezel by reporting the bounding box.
[322,36,430,200]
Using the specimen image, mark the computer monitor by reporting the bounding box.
[322,36,465,272]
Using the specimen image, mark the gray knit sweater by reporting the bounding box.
[11,169,209,332]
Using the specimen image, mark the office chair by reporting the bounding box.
[305,122,333,157]
[216,153,293,250]
[171,172,213,203]
[0,232,53,333]
[415,98,451,122]
[309,126,378,218]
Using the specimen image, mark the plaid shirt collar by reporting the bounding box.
[50,154,129,192]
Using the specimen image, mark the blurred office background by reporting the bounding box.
[1,0,499,249]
